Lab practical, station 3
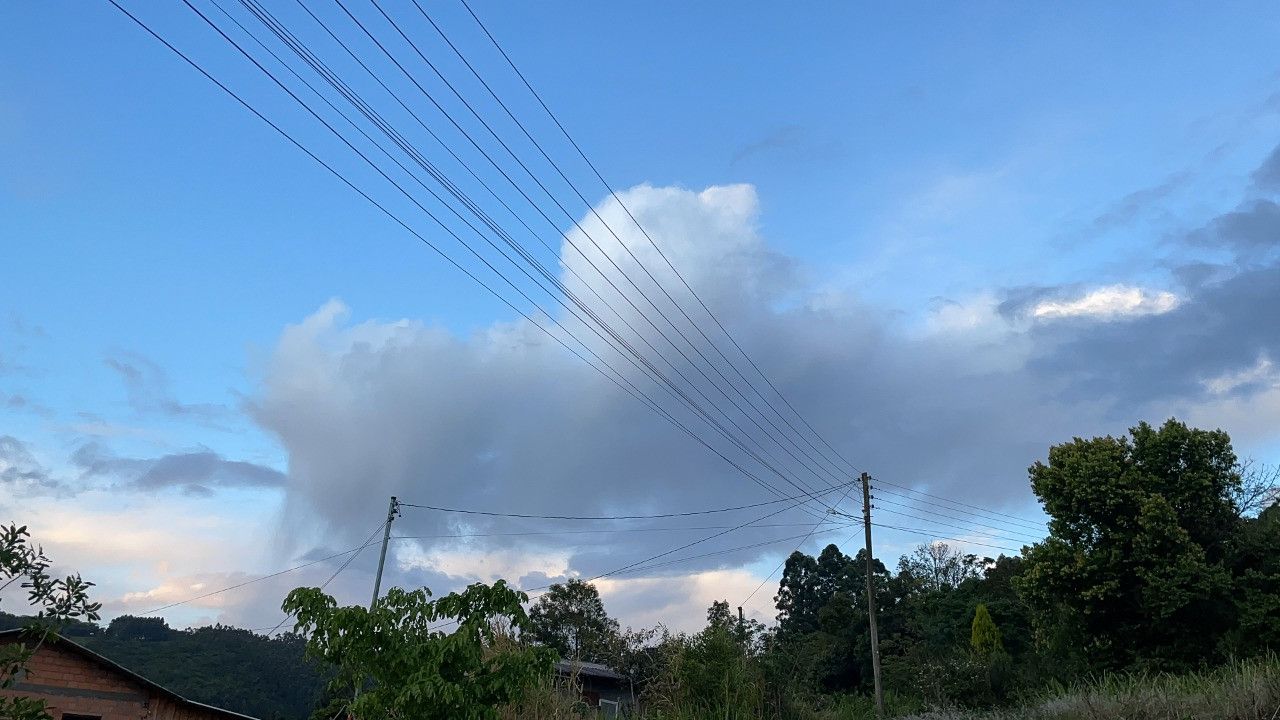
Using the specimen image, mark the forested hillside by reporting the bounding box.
[0,613,327,720]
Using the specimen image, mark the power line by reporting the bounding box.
[873,477,1044,529]
[424,519,1016,635]
[739,479,860,605]
[425,491,838,632]
[263,522,383,636]
[450,0,870,491]
[848,505,1034,545]
[137,529,384,616]
[111,0,838,526]
[412,0,857,495]
[389,520,849,538]
[398,482,854,520]
[740,528,856,607]
[196,0,843,519]
[432,1,1049,537]
[868,497,1042,542]
[874,484,1044,531]
[312,0,846,508]
[608,527,848,578]
[872,523,1022,554]
[114,1,1037,546]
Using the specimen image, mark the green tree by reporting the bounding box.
[972,555,1034,660]
[1226,501,1280,656]
[105,615,171,641]
[774,544,892,695]
[705,600,735,633]
[1017,419,1239,671]
[970,604,1004,657]
[1,523,100,720]
[774,550,821,640]
[282,580,552,720]
[654,602,762,718]
[1232,460,1280,518]
[897,542,984,595]
[776,544,877,641]
[527,578,618,662]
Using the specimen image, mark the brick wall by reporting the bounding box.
[0,637,236,720]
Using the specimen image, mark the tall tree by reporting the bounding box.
[527,578,619,662]
[283,581,551,720]
[775,551,821,640]
[1226,501,1280,656]
[1233,460,1280,518]
[1017,419,1239,671]
[897,542,984,595]
[776,544,883,641]
[774,544,891,694]
[973,555,1033,658]
[674,601,762,717]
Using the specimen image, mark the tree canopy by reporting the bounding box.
[527,578,619,663]
[283,580,552,720]
[1018,419,1240,670]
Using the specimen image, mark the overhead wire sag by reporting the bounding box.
[448,0,1046,528]
[111,0,839,525]
[200,0,846,519]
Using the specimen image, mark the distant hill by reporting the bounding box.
[0,612,328,720]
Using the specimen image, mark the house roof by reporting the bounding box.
[553,659,626,681]
[0,629,259,720]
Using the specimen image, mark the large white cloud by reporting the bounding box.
[247,182,1231,630]
[12,173,1280,634]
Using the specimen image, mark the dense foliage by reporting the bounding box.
[527,578,619,663]
[283,580,554,720]
[1018,420,1242,671]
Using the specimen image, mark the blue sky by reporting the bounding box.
[2,1,1279,631]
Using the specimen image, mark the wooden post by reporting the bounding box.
[861,472,884,717]
[371,496,399,608]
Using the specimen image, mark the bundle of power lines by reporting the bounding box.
[112,0,1046,631]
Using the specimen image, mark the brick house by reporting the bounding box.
[0,630,256,720]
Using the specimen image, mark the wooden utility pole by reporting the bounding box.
[370,496,399,609]
[861,472,885,718]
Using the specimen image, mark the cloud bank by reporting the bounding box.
[246,158,1280,612]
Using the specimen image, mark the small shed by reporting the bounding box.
[0,629,257,720]
[554,659,633,716]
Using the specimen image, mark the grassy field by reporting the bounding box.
[900,657,1280,720]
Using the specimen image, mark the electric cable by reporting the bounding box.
[111,0,838,524]
[332,0,853,498]
[205,0,845,519]
[397,481,854,520]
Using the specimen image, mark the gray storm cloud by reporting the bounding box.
[248,172,1280,587]
[72,442,285,495]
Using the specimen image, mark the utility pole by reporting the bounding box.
[370,496,399,609]
[737,605,746,645]
[861,472,884,718]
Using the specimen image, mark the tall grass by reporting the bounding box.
[904,656,1280,720]
[500,656,1280,719]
